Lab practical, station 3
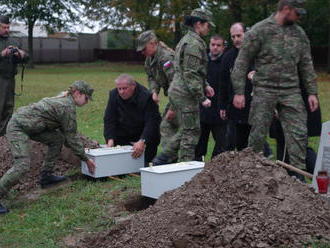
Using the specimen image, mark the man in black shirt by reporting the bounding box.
[195,35,226,161]
[103,74,161,165]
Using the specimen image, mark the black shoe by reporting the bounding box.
[152,154,173,166]
[0,203,9,214]
[40,175,67,188]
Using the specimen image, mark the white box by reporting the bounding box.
[81,146,144,178]
[140,161,204,199]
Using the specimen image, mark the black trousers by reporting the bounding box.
[226,121,251,151]
[115,135,160,166]
[195,122,226,160]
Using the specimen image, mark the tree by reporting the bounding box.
[0,0,84,67]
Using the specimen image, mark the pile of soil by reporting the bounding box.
[0,134,99,194]
[79,149,330,248]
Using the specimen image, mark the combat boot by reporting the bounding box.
[152,154,173,166]
[0,203,9,214]
[40,172,67,189]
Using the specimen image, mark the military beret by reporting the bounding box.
[286,0,306,15]
[0,16,10,24]
[70,80,94,100]
[190,8,215,27]
[136,30,157,52]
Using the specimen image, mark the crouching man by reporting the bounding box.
[104,74,161,166]
[0,81,96,214]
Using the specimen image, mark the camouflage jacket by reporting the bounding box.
[145,44,175,96]
[0,36,28,79]
[14,95,88,161]
[231,14,317,95]
[169,29,208,103]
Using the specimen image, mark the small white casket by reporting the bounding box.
[140,161,204,199]
[81,146,144,178]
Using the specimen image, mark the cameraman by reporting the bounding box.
[0,15,28,136]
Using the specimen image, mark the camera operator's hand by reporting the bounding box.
[1,47,11,57]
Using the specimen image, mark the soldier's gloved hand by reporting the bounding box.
[86,159,96,175]
[165,109,176,121]
[132,140,145,159]
[205,86,215,97]
[152,92,160,104]
[202,98,211,108]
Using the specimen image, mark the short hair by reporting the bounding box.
[230,22,245,32]
[0,16,10,24]
[277,0,294,11]
[184,16,207,27]
[210,35,225,42]
[115,74,136,85]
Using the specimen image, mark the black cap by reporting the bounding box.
[0,16,10,24]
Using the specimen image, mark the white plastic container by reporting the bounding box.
[140,161,204,199]
[81,146,144,178]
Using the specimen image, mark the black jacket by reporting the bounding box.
[103,82,161,143]
[200,52,224,124]
[218,47,253,123]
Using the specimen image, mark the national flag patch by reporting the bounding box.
[163,61,172,68]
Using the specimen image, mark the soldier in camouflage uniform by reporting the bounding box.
[0,81,96,214]
[0,16,29,136]
[153,8,215,164]
[231,0,318,170]
[136,30,178,163]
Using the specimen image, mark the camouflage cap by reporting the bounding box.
[136,30,157,52]
[70,80,94,100]
[0,16,10,24]
[286,0,306,15]
[190,8,215,27]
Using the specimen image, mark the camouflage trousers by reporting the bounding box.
[0,77,15,136]
[0,117,64,196]
[162,94,200,162]
[248,87,307,169]
[160,102,179,162]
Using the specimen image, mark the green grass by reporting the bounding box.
[0,62,329,247]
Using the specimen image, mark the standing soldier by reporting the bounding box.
[136,30,178,163]
[0,15,28,136]
[0,81,96,214]
[153,8,215,164]
[231,0,318,171]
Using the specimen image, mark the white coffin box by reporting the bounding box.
[81,146,144,178]
[140,161,204,199]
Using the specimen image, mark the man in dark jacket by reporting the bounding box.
[195,35,226,160]
[103,74,161,165]
[219,23,253,151]
[0,15,28,136]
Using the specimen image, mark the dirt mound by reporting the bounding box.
[78,149,330,248]
[0,134,99,194]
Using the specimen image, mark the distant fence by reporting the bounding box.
[94,49,144,62]
[11,34,99,63]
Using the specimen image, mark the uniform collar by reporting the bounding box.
[187,29,205,45]
[149,46,161,66]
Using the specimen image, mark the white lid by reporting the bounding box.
[85,145,133,156]
[140,161,204,174]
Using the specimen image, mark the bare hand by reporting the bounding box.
[202,98,211,108]
[233,94,245,109]
[86,159,96,175]
[308,95,318,112]
[152,92,160,104]
[132,140,145,158]
[205,86,215,97]
[165,109,176,121]
[219,110,227,120]
[247,70,256,80]
[106,139,114,147]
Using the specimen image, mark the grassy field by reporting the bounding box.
[0,62,329,248]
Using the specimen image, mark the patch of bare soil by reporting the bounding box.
[0,134,99,195]
[77,149,330,248]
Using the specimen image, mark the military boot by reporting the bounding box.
[40,172,67,189]
[0,203,9,214]
[152,154,173,166]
